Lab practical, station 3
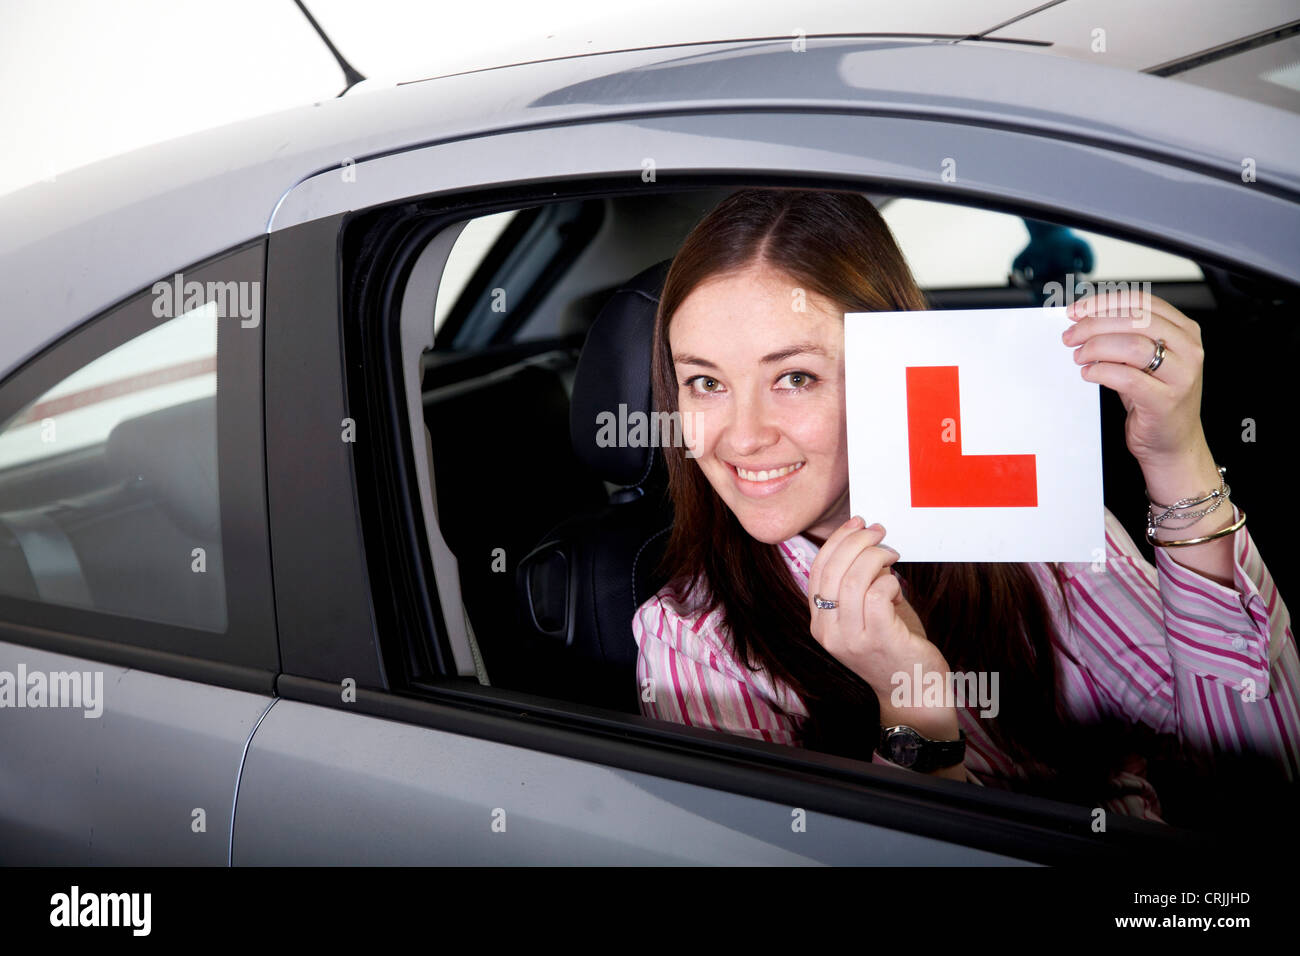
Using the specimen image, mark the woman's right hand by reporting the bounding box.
[807,516,960,745]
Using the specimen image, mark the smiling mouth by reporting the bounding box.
[733,461,805,482]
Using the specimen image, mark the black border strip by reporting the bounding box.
[264,214,385,687]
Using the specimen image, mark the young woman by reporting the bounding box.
[633,187,1298,824]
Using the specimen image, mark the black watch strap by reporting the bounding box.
[878,725,967,773]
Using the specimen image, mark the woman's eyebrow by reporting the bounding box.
[673,353,719,369]
[673,343,831,369]
[759,343,831,364]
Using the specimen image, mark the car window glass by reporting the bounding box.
[0,303,225,631]
[0,305,216,469]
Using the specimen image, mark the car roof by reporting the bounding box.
[2,35,1297,382]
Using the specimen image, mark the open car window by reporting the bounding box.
[343,182,1297,857]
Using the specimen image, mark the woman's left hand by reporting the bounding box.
[1063,291,1210,467]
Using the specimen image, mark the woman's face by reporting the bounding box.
[669,261,852,546]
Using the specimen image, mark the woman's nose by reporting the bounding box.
[722,393,780,456]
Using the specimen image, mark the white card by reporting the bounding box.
[843,307,1104,563]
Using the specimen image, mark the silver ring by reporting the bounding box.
[813,593,838,610]
[1143,338,1166,374]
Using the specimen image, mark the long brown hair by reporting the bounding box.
[651,187,1133,803]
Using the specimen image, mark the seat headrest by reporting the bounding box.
[107,396,221,540]
[569,259,672,487]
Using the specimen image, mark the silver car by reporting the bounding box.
[1,25,1297,864]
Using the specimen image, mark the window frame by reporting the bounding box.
[0,240,278,685]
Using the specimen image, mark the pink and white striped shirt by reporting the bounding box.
[632,505,1299,822]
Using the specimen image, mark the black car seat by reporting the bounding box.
[423,350,608,692]
[515,260,676,714]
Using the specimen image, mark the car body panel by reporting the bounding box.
[233,700,1028,864]
[0,642,271,864]
[272,109,1300,281]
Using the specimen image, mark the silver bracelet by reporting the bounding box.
[1146,466,1227,512]
[1153,490,1228,530]
[1145,466,1231,538]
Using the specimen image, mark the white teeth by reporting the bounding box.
[737,462,803,482]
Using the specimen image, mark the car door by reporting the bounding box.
[232,40,1297,863]
[0,242,279,863]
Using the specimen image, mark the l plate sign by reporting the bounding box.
[844,307,1104,562]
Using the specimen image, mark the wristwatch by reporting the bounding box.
[878,725,966,772]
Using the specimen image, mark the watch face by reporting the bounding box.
[886,729,922,767]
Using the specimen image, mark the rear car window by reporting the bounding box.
[0,301,225,631]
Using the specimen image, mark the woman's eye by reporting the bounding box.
[776,371,816,389]
[683,376,722,394]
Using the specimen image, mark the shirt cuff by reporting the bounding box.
[1153,504,1278,695]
